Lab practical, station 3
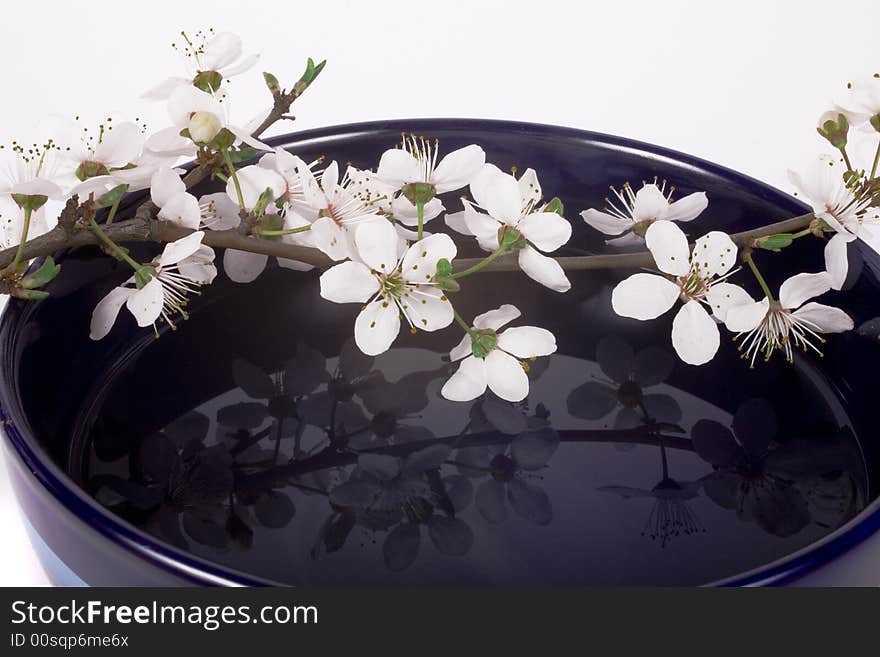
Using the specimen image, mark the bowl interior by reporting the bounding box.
[4,119,880,586]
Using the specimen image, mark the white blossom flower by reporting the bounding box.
[376,136,485,206]
[143,30,259,100]
[52,117,144,185]
[151,168,201,229]
[319,220,456,355]
[441,304,556,403]
[257,148,321,208]
[611,220,743,365]
[0,137,65,200]
[297,160,387,261]
[789,155,880,289]
[346,165,445,232]
[836,76,880,133]
[145,86,269,158]
[220,164,313,283]
[89,231,217,340]
[723,271,853,366]
[449,164,572,292]
[580,180,708,246]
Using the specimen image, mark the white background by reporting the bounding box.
[0,0,878,586]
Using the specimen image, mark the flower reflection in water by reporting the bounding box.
[600,442,704,548]
[454,399,559,526]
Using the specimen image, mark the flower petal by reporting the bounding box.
[485,349,529,402]
[671,300,720,365]
[664,191,708,222]
[354,220,400,274]
[444,210,472,236]
[470,165,521,223]
[507,478,552,525]
[158,192,201,230]
[462,201,501,244]
[354,298,401,356]
[319,261,379,303]
[611,273,679,320]
[517,211,572,252]
[497,326,557,358]
[383,523,420,572]
[779,271,832,310]
[400,286,454,332]
[159,231,204,266]
[473,304,521,330]
[725,298,770,333]
[580,209,630,235]
[310,216,351,261]
[229,165,286,211]
[632,184,669,222]
[692,230,737,277]
[645,220,690,276]
[150,167,186,207]
[432,144,485,193]
[824,232,853,291]
[449,333,472,361]
[791,302,853,333]
[93,121,143,168]
[705,282,754,322]
[203,32,243,71]
[90,287,134,340]
[517,245,571,292]
[222,249,268,283]
[441,356,488,402]
[125,277,164,327]
[376,149,420,188]
[401,233,457,284]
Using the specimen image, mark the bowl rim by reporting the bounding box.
[2,116,878,587]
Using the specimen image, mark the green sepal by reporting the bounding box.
[20,257,61,289]
[75,160,110,182]
[543,197,564,216]
[227,146,259,164]
[470,329,498,358]
[401,182,436,206]
[816,112,849,149]
[193,70,223,93]
[498,225,527,251]
[11,194,48,212]
[263,71,281,94]
[97,184,130,209]
[870,113,880,133]
[435,258,453,277]
[755,233,794,252]
[252,187,275,217]
[209,128,237,151]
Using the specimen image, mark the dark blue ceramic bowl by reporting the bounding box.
[2,119,880,586]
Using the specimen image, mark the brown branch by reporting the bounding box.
[0,211,817,273]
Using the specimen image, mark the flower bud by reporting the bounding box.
[188,111,222,144]
[816,111,849,149]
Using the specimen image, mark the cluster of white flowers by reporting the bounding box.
[579,75,880,366]
[2,29,877,405]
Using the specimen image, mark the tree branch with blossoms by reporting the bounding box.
[0,29,878,403]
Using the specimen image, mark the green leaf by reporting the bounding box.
[97,184,130,209]
[20,257,61,289]
[756,233,794,252]
[293,57,327,95]
[263,71,280,94]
